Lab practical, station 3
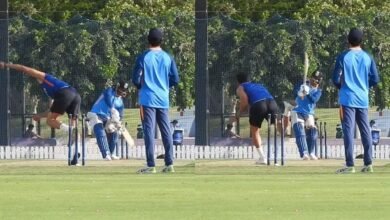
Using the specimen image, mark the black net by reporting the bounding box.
[4,10,390,142]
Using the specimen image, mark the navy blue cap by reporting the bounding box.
[148,28,163,44]
[348,28,363,45]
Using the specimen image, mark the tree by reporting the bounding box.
[9,0,196,111]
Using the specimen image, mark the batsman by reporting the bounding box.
[291,70,323,160]
[87,81,129,161]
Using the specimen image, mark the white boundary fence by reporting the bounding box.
[1,143,389,160]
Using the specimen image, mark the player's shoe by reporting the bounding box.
[309,154,318,160]
[70,153,81,166]
[255,158,267,165]
[136,167,156,174]
[111,155,120,160]
[302,154,310,160]
[161,165,175,173]
[335,166,356,174]
[361,165,374,173]
[104,155,112,161]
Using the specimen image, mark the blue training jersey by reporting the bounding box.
[241,82,273,105]
[132,49,180,108]
[90,87,124,120]
[332,49,379,108]
[293,87,322,116]
[40,73,70,98]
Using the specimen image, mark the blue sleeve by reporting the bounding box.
[369,57,380,87]
[132,55,143,89]
[169,58,180,87]
[307,89,322,103]
[103,88,114,108]
[332,55,343,89]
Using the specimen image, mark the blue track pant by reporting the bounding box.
[341,106,372,167]
[94,123,110,158]
[306,127,317,155]
[141,106,173,167]
[293,122,308,157]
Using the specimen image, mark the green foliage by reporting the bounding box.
[8,0,390,113]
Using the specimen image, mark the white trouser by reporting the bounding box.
[291,111,316,128]
[87,112,103,129]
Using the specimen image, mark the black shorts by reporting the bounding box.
[249,99,279,128]
[50,87,81,116]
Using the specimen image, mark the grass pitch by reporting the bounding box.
[0,159,389,220]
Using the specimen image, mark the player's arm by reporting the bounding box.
[0,62,45,83]
[103,88,114,108]
[169,58,180,87]
[369,57,380,88]
[332,56,343,89]
[132,56,143,89]
[236,86,249,119]
[307,88,322,103]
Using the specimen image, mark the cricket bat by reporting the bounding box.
[120,127,135,146]
[300,51,309,100]
[303,51,309,84]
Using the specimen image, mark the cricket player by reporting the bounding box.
[87,81,129,160]
[231,73,279,165]
[332,28,380,174]
[132,28,180,174]
[291,71,323,160]
[0,61,81,165]
[0,62,81,133]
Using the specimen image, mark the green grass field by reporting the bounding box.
[1,159,390,220]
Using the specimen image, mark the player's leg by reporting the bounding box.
[268,99,282,134]
[268,99,279,125]
[336,106,356,174]
[137,106,157,173]
[355,108,373,171]
[48,88,78,132]
[291,111,309,159]
[107,131,119,160]
[305,115,318,160]
[250,125,267,164]
[156,108,175,172]
[249,101,267,164]
[96,125,112,160]
[46,112,64,129]
[65,91,82,164]
[87,111,110,159]
[306,128,318,160]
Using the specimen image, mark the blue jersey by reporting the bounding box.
[91,88,124,120]
[241,82,273,105]
[132,49,179,108]
[40,74,70,98]
[332,49,379,108]
[293,88,322,116]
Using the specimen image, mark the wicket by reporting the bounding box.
[67,114,87,166]
[266,114,285,166]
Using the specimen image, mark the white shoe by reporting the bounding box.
[309,154,318,160]
[111,155,120,160]
[302,154,310,160]
[104,155,112,161]
[255,158,267,165]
